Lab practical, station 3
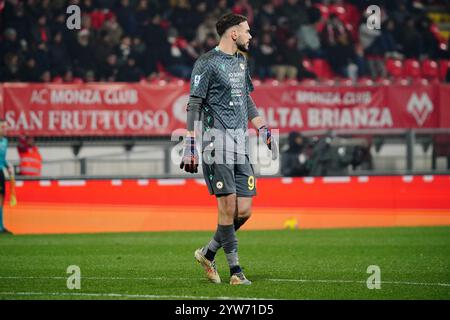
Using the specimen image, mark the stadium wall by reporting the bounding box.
[4,175,450,234]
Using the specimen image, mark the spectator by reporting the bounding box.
[19,55,40,82]
[49,31,71,76]
[277,0,310,31]
[380,19,401,58]
[63,69,74,83]
[320,14,348,52]
[272,36,298,81]
[296,7,323,58]
[114,0,138,36]
[359,16,386,79]
[310,131,353,176]
[118,56,143,82]
[327,32,360,79]
[398,16,423,58]
[39,70,52,83]
[70,29,95,78]
[255,0,277,31]
[99,53,120,82]
[281,132,311,177]
[1,53,21,82]
[253,32,277,80]
[30,15,51,44]
[195,14,218,47]
[100,14,124,48]
[232,0,254,26]
[161,28,197,79]
[1,28,22,56]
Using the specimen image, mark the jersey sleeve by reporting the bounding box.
[189,57,211,99]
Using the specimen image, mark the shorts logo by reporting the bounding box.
[216,181,223,189]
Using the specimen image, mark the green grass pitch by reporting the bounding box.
[0,226,449,300]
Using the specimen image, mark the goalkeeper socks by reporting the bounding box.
[0,206,3,231]
[234,217,249,231]
[202,218,249,261]
[203,230,221,261]
[217,224,241,275]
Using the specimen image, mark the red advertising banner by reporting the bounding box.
[0,82,448,136]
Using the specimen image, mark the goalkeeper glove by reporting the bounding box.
[180,136,199,173]
[258,125,279,160]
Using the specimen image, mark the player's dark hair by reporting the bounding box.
[216,13,247,37]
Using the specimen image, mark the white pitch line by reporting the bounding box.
[267,278,450,288]
[1,275,449,288]
[0,291,269,300]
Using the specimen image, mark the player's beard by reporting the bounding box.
[236,39,249,52]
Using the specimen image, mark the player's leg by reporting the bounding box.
[194,162,235,283]
[234,154,256,231]
[215,193,250,285]
[234,196,252,231]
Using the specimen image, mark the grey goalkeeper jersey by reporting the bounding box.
[190,46,254,155]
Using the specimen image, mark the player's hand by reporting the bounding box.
[180,136,199,173]
[258,125,278,160]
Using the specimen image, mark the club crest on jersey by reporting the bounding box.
[239,63,245,70]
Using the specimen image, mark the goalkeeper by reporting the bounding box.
[180,13,277,285]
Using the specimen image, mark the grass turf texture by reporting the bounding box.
[0,226,449,300]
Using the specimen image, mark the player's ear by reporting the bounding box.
[230,28,238,41]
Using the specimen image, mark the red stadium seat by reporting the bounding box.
[339,78,354,86]
[403,59,421,78]
[357,77,375,86]
[385,58,403,77]
[439,59,450,81]
[393,77,410,86]
[421,59,439,79]
[263,78,281,86]
[298,78,318,86]
[52,76,63,83]
[411,78,429,85]
[375,78,392,86]
[311,59,334,79]
[284,79,299,86]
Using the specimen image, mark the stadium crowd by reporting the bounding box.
[1,0,449,83]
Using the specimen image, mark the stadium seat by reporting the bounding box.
[357,77,375,86]
[393,77,410,86]
[311,59,334,79]
[421,59,439,79]
[52,76,63,83]
[403,59,422,78]
[438,59,450,81]
[339,78,354,86]
[298,78,318,86]
[263,78,281,86]
[375,78,391,86]
[411,78,429,85]
[385,58,403,77]
[284,79,298,86]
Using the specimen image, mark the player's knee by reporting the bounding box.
[238,207,252,219]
